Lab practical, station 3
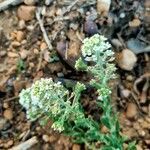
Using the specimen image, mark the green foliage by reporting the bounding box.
[17,58,25,72]
[19,34,135,150]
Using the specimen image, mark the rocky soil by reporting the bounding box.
[0,0,150,149]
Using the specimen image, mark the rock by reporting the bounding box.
[84,20,98,35]
[11,41,21,47]
[7,52,19,58]
[18,20,26,29]
[136,145,143,150]
[97,0,111,16]
[121,89,131,98]
[42,135,49,142]
[0,117,7,130]
[129,18,141,27]
[126,103,138,120]
[122,128,138,138]
[5,140,14,148]
[49,135,57,143]
[72,144,80,150]
[16,31,24,42]
[111,39,123,50]
[101,125,109,134]
[117,49,137,71]
[3,102,9,109]
[19,49,29,59]
[43,50,50,62]
[45,0,53,6]
[13,80,26,94]
[3,109,13,120]
[40,42,47,51]
[17,5,36,21]
[127,38,147,54]
[24,0,36,5]
[0,50,6,57]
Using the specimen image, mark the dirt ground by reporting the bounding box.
[0,0,150,149]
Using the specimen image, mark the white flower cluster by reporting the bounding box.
[19,78,69,121]
[81,34,113,62]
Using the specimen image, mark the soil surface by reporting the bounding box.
[0,0,150,149]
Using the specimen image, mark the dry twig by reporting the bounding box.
[10,136,38,150]
[36,7,53,51]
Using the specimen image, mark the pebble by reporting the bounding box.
[117,49,137,71]
[136,145,143,150]
[19,49,29,59]
[3,109,13,120]
[84,20,98,35]
[17,5,36,21]
[45,0,53,6]
[126,103,138,120]
[11,41,21,47]
[42,135,49,142]
[8,52,19,58]
[97,0,111,16]
[129,18,141,27]
[24,0,36,5]
[121,89,131,98]
[72,144,80,150]
[49,135,57,143]
[0,50,6,57]
[101,125,109,134]
[3,102,9,109]
[40,42,47,51]
[16,31,24,42]
[5,140,13,148]
[18,20,26,29]
[111,39,123,50]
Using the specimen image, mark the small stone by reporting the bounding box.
[17,5,36,21]
[111,39,123,50]
[6,140,13,148]
[49,135,57,143]
[24,0,36,5]
[11,41,21,47]
[136,145,143,150]
[122,128,138,138]
[126,103,138,120]
[3,103,9,109]
[101,125,109,134]
[13,80,26,93]
[129,18,141,27]
[40,42,47,51]
[84,20,98,35]
[33,48,39,54]
[3,109,13,120]
[16,31,24,42]
[97,0,111,16]
[0,50,6,57]
[42,135,49,142]
[8,52,19,58]
[121,89,131,98]
[45,0,53,5]
[18,20,26,29]
[72,144,80,150]
[19,49,29,59]
[138,130,146,137]
[126,75,134,81]
[117,49,137,71]
[26,25,34,31]
[145,139,150,145]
